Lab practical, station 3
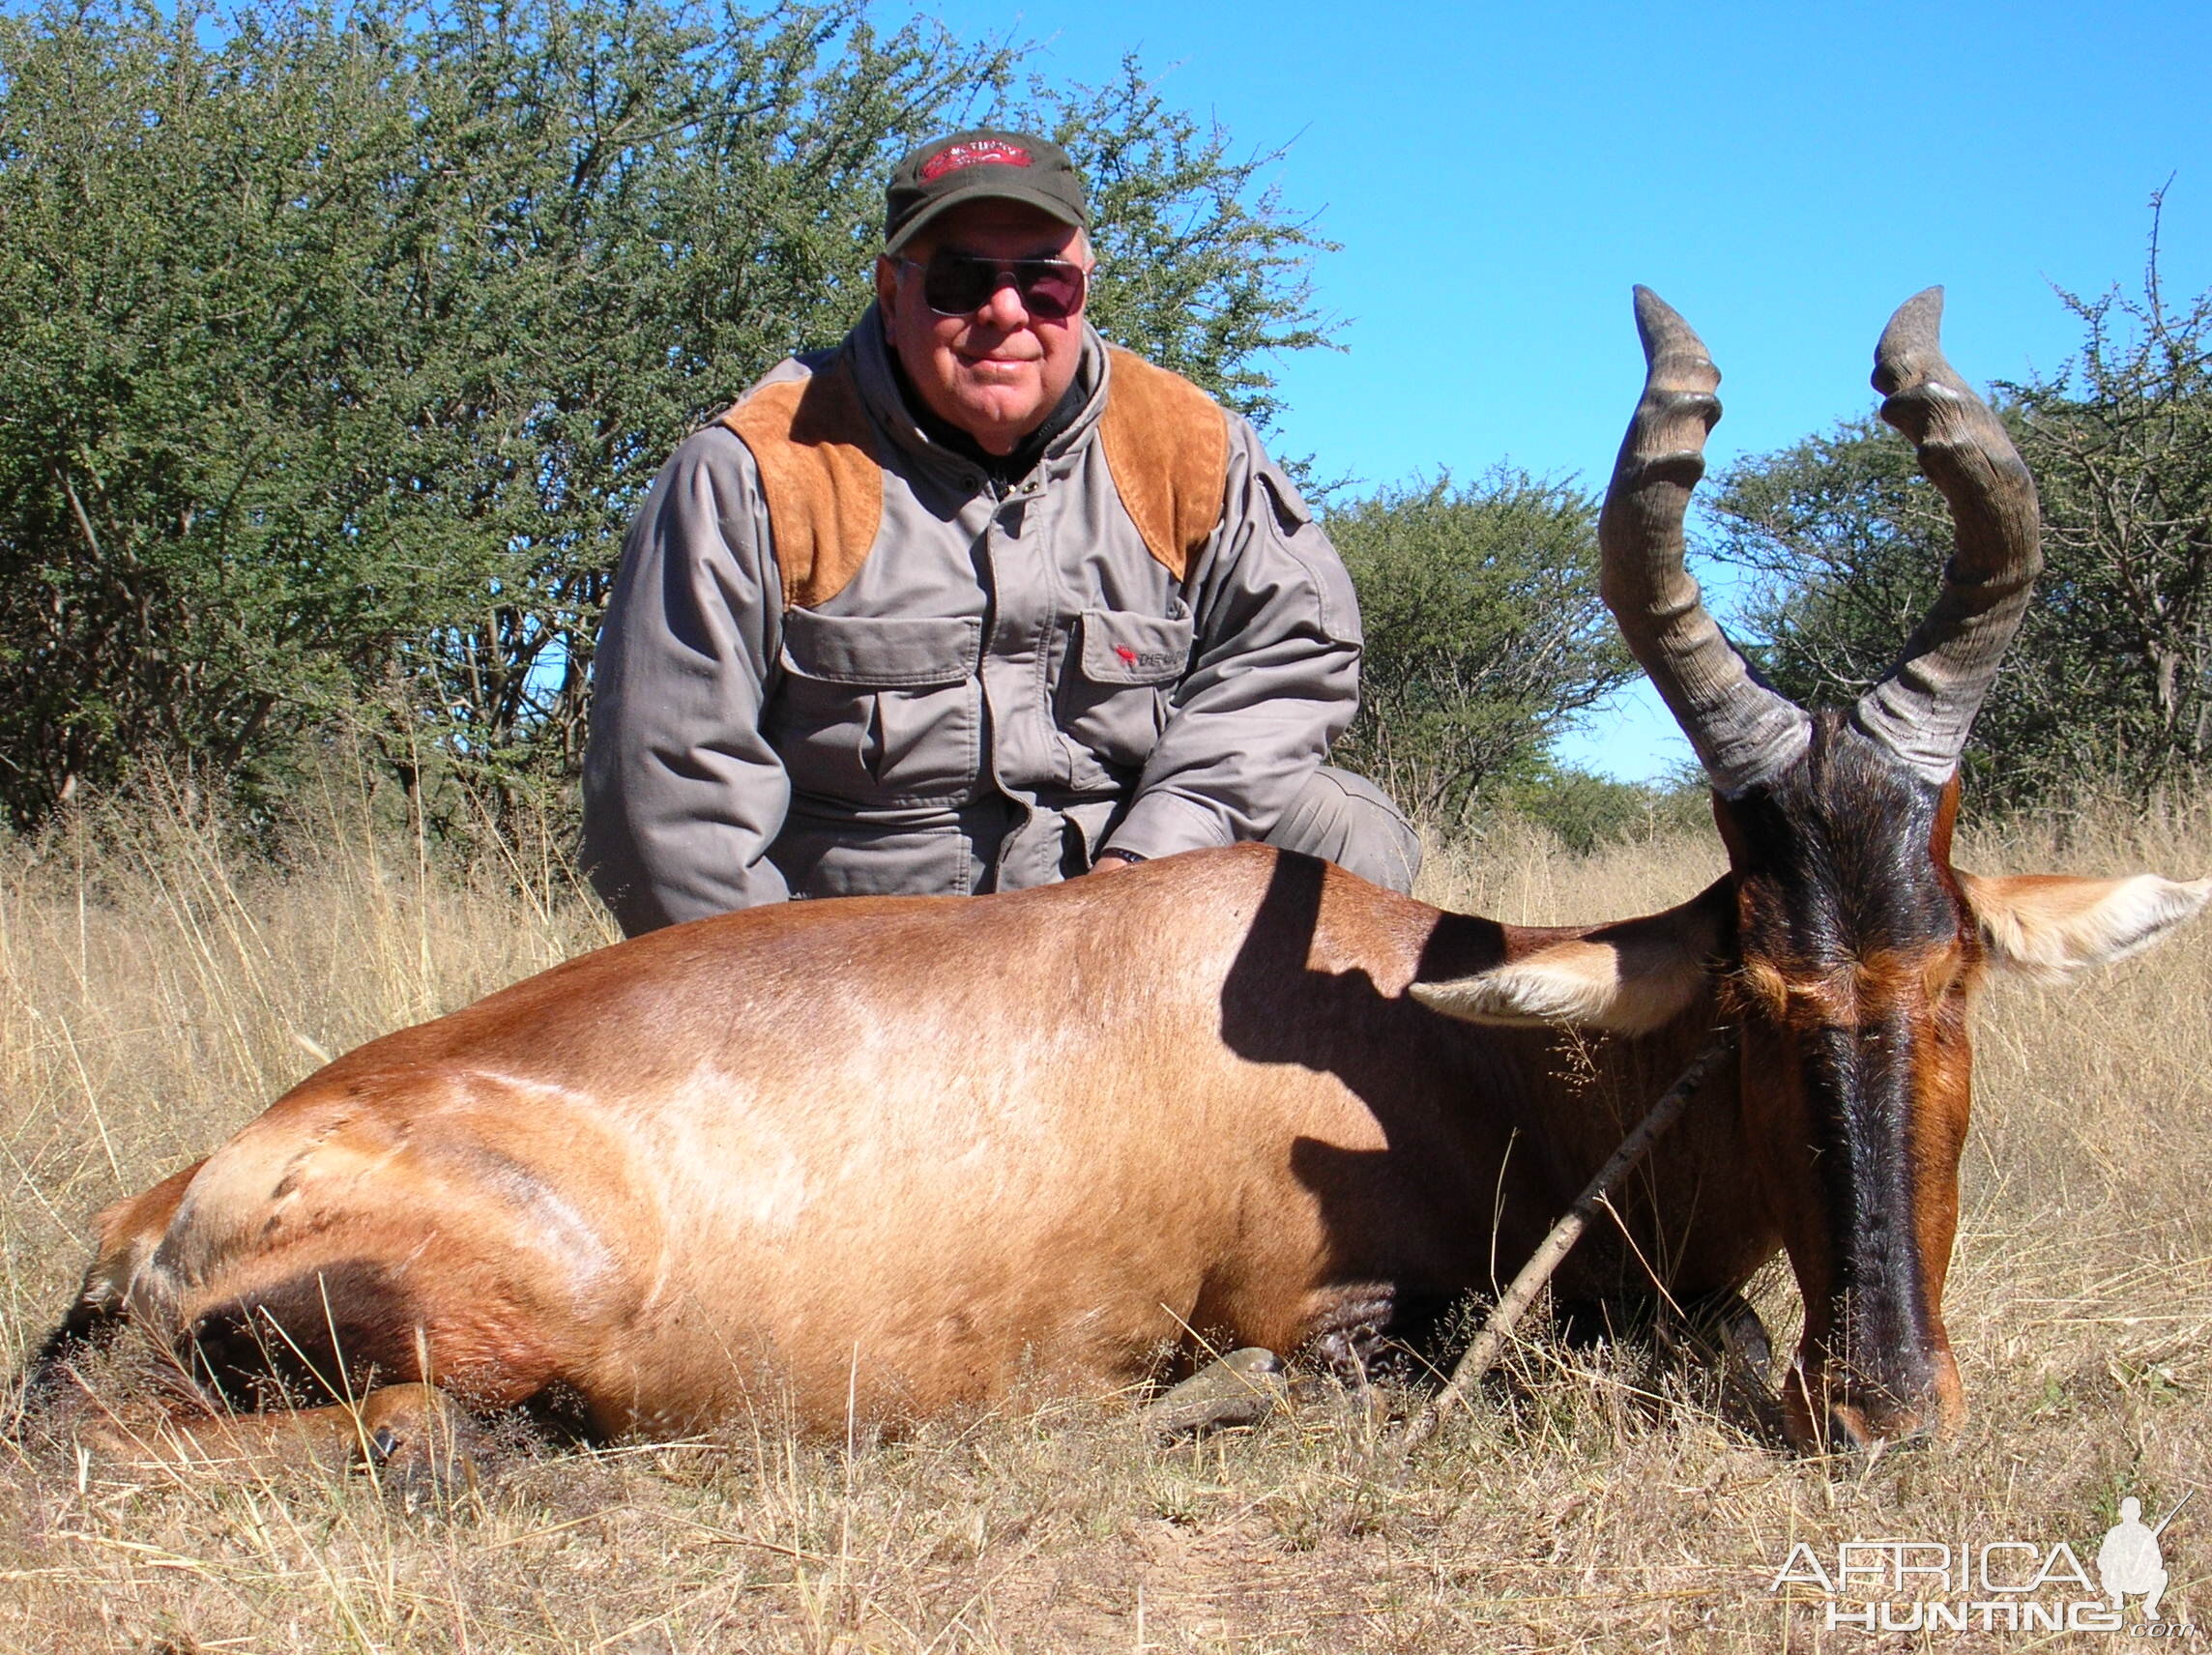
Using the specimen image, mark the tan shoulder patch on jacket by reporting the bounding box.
[1098,348,1231,582]
[719,354,884,611]
[721,346,1226,600]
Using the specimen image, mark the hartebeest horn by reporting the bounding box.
[1600,287,1811,794]
[1852,287,2043,781]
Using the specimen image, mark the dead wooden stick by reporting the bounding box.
[1397,1028,1736,1450]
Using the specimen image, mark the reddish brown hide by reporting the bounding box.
[30,852,1767,1441]
[23,292,2211,1457]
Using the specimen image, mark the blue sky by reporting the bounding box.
[908,0,2211,779]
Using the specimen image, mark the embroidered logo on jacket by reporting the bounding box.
[1112,643,1179,672]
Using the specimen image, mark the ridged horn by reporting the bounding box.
[1852,287,2043,781]
[1599,286,1811,794]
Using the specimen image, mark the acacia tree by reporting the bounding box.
[1706,208,2212,809]
[2012,211,2212,788]
[0,0,1337,830]
[0,1,459,824]
[1327,470,1632,826]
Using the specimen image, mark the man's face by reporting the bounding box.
[875,201,1091,456]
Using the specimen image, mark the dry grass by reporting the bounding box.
[2,779,2209,1652]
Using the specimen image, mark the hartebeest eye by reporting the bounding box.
[1918,945,1975,1003]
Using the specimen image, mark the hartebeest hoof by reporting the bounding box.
[1696,1293,1774,1384]
[1143,1349,1288,1439]
[357,1383,480,1496]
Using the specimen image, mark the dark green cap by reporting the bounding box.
[884,129,1089,254]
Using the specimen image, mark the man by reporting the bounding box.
[582,128,1417,935]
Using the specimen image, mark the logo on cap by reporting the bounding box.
[919,139,1033,181]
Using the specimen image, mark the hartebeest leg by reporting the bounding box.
[1553,1289,1777,1384]
[1305,1283,1398,1391]
[75,1383,477,1490]
[1546,1288,1784,1438]
[1674,1288,1774,1382]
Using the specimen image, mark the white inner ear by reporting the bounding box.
[1963,871,2212,982]
[1412,936,1708,1036]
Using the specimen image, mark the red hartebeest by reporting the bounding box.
[22,289,2209,1462]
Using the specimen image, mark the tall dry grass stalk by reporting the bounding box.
[1,780,2207,1651]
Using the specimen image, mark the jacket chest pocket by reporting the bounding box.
[770,611,982,805]
[1056,607,1194,780]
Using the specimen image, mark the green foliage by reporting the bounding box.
[1328,471,1635,827]
[1706,214,2212,810]
[2005,232,2212,798]
[1704,410,2100,810]
[0,0,1336,829]
[1494,764,1708,855]
[0,0,460,823]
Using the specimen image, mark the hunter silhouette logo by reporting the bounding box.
[2098,1494,2189,1622]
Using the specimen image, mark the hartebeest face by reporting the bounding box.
[1419,688,2204,1450]
[1716,721,1981,1447]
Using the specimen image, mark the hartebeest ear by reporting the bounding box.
[1960,871,2212,981]
[1411,892,1727,1036]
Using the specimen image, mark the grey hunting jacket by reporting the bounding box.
[581,307,1361,935]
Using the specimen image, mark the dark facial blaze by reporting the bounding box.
[1713,711,1982,1449]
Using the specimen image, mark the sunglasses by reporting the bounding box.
[900,251,1088,322]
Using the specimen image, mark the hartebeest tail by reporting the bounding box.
[21,290,2208,1466]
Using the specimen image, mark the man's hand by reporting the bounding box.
[1089,850,1144,876]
